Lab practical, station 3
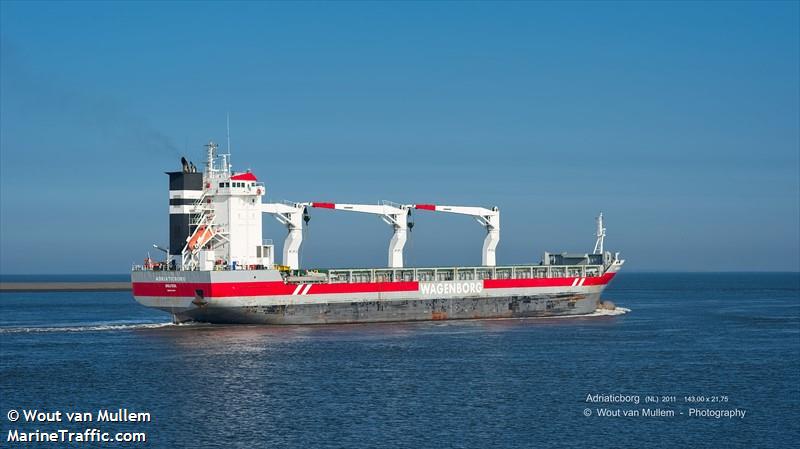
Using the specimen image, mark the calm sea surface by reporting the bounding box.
[1,273,798,448]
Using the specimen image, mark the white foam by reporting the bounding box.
[543,306,631,319]
[583,306,631,317]
[0,322,174,334]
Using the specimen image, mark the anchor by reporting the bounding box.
[192,289,208,307]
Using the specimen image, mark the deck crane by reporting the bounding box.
[261,202,310,270]
[413,204,500,266]
[310,201,410,268]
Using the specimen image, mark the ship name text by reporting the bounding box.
[419,281,482,296]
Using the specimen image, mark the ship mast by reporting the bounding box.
[204,141,218,177]
[593,212,606,254]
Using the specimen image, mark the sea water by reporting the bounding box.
[0,273,798,448]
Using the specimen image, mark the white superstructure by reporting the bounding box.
[180,141,270,270]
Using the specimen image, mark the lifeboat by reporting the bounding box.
[187,225,214,250]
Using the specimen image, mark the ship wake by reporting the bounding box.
[545,306,630,319]
[0,321,179,334]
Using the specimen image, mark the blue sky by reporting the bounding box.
[1,1,798,273]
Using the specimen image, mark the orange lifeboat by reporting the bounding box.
[187,225,215,250]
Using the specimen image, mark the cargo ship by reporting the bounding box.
[131,141,624,324]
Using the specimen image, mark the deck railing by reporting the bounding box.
[327,264,604,284]
[133,263,605,280]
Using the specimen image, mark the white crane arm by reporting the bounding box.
[261,202,307,216]
[260,202,309,270]
[415,204,496,218]
[310,202,410,268]
[413,203,500,266]
[312,202,404,216]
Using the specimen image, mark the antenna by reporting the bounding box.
[226,112,231,155]
[593,212,606,254]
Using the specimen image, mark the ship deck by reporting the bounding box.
[321,264,607,284]
[133,263,610,285]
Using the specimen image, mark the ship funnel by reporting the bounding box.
[167,170,204,256]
